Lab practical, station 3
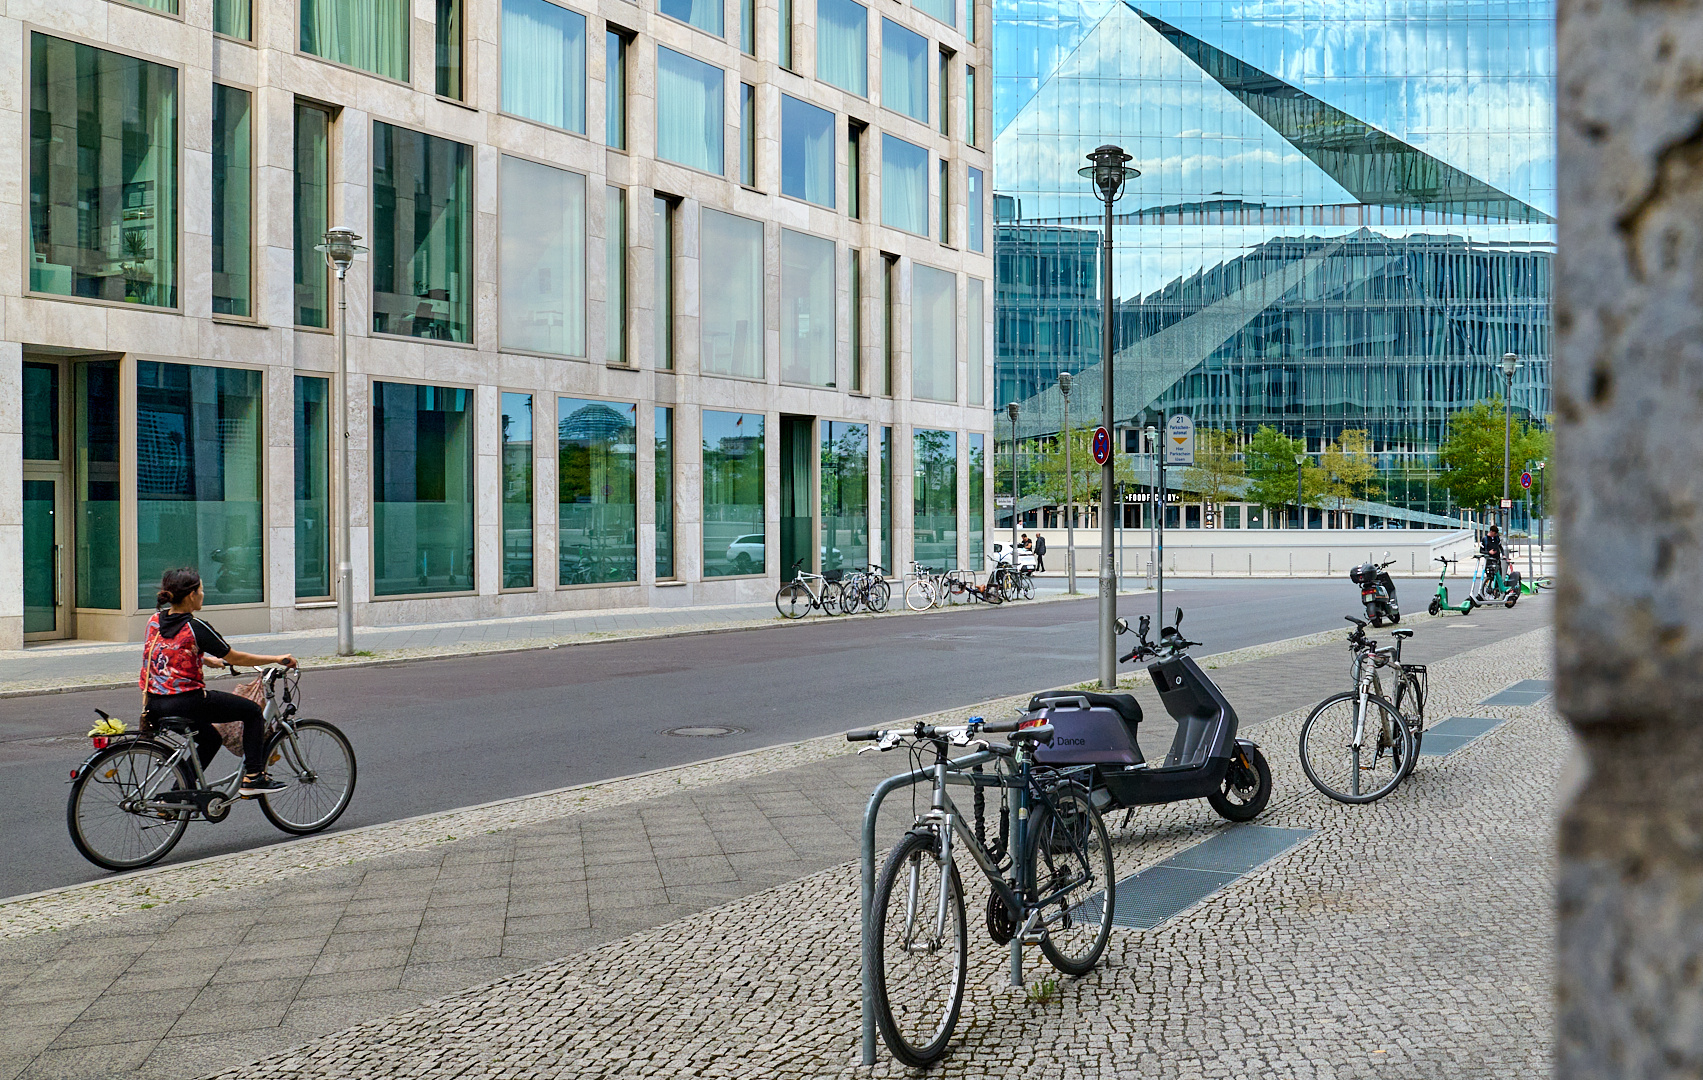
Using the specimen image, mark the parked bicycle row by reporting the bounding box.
[775,554,1042,619]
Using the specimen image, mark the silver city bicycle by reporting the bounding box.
[776,560,845,619]
[1298,616,1421,804]
[67,665,357,871]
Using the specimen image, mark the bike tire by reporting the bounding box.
[904,579,935,612]
[776,582,812,619]
[1026,782,1115,977]
[1019,574,1035,600]
[259,720,358,835]
[871,829,967,1068]
[866,579,891,613]
[822,580,846,616]
[1298,692,1413,804]
[1394,674,1425,776]
[1207,744,1273,822]
[67,740,192,871]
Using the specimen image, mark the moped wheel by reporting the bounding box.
[67,741,192,871]
[1027,783,1115,977]
[776,583,811,619]
[1505,591,1519,609]
[1208,745,1272,822]
[871,829,967,1068]
[1299,692,1412,804]
[259,720,357,835]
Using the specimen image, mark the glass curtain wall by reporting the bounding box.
[216,0,251,38]
[372,122,472,341]
[501,393,534,588]
[703,411,765,577]
[500,156,586,356]
[817,0,868,96]
[502,0,586,133]
[913,429,957,569]
[212,84,252,318]
[881,19,927,122]
[437,0,463,98]
[301,0,408,80]
[137,362,263,607]
[372,383,475,595]
[700,209,764,378]
[655,407,674,579]
[912,264,956,401]
[821,422,869,572]
[968,433,984,567]
[781,231,835,386]
[29,35,178,308]
[656,47,724,173]
[295,376,330,598]
[558,398,637,584]
[294,103,331,327]
[782,95,835,207]
[605,186,626,363]
[967,277,984,405]
[76,361,122,610]
[881,135,927,235]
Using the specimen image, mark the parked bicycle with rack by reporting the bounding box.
[849,716,1114,1067]
[837,564,891,614]
[776,560,844,619]
[1298,616,1425,804]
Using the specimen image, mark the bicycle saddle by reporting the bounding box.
[148,714,201,734]
[1026,690,1143,729]
[1392,629,1414,639]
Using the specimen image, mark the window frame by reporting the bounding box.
[654,45,727,176]
[495,151,590,360]
[211,79,259,324]
[292,97,336,332]
[498,0,591,137]
[367,375,480,601]
[368,117,477,347]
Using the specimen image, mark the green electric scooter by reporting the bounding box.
[1427,555,1475,616]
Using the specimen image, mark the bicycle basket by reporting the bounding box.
[823,569,844,583]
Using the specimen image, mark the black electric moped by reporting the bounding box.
[1351,552,1401,626]
[1021,610,1272,824]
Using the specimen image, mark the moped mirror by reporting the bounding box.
[1174,607,1184,628]
[1114,617,1130,635]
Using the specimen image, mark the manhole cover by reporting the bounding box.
[663,726,744,738]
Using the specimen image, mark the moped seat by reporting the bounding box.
[1027,690,1143,729]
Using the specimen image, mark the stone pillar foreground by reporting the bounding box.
[1557,1,1703,1076]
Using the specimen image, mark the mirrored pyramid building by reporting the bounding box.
[994,0,1554,517]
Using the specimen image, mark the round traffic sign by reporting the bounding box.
[1520,471,1532,490]
[1092,426,1111,466]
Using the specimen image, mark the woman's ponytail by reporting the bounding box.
[157,568,202,608]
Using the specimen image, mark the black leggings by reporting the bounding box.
[146,689,267,775]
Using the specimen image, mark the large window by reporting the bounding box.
[606,31,627,148]
[703,411,765,577]
[913,429,957,570]
[605,186,626,364]
[372,384,474,596]
[967,277,984,406]
[293,102,331,328]
[661,0,722,36]
[295,376,329,599]
[657,47,724,174]
[914,0,954,28]
[817,0,867,96]
[502,393,534,589]
[137,362,263,607]
[500,156,586,357]
[782,95,835,207]
[967,165,984,252]
[881,135,927,235]
[781,230,835,386]
[372,123,472,342]
[502,0,587,133]
[700,209,764,379]
[29,35,178,308]
[558,398,637,585]
[212,84,252,318]
[881,19,927,123]
[655,197,674,368]
[302,0,408,81]
[968,433,984,568]
[821,422,869,573]
[655,407,675,579]
[76,362,122,610]
[912,264,956,402]
[437,0,464,98]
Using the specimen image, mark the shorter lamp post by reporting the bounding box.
[1501,352,1519,537]
[314,226,368,658]
[1007,402,1020,561]
[1058,371,1076,594]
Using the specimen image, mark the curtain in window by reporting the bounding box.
[881,134,927,235]
[301,0,409,81]
[500,155,586,356]
[215,0,251,38]
[700,209,764,378]
[911,264,955,402]
[656,47,725,173]
[781,94,835,207]
[817,0,867,96]
[913,0,953,27]
[660,0,722,36]
[502,0,586,132]
[781,230,835,386]
[881,19,926,122]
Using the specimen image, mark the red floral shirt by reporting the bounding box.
[139,612,231,696]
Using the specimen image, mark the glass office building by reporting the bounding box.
[994,1,1555,516]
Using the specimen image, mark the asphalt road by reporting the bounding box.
[1,579,1391,897]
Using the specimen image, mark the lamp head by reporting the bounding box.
[1078,144,1140,203]
[1294,453,1308,466]
[1006,402,1020,422]
[315,226,368,277]
[1057,370,1072,396]
[1501,352,1519,379]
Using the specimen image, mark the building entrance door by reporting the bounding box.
[22,358,71,640]
[779,416,815,580]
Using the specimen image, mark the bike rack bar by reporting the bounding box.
[859,749,1000,1066]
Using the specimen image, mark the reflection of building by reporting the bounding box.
[994,0,1555,518]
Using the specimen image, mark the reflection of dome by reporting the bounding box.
[558,403,633,443]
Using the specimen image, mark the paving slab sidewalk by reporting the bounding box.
[0,602,1552,1080]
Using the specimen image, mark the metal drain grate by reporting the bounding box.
[1419,716,1507,756]
[1478,679,1553,707]
[662,726,745,738]
[1083,825,1314,931]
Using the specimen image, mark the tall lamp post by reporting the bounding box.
[1501,352,1519,537]
[1145,421,1158,591]
[1536,459,1547,568]
[1080,144,1140,690]
[1294,452,1308,530]
[1007,402,1020,561]
[1058,371,1075,594]
[316,227,368,657]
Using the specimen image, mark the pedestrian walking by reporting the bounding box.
[1033,533,1047,573]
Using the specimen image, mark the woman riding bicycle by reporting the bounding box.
[142,568,297,796]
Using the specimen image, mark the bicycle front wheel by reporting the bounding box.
[904,579,935,612]
[866,579,891,613]
[822,580,846,616]
[1026,783,1115,977]
[776,582,812,619]
[1019,574,1035,600]
[872,828,967,1068]
[67,740,192,871]
[1299,692,1412,804]
[260,720,358,834]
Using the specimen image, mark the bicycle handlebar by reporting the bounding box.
[846,728,879,742]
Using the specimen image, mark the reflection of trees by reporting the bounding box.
[704,432,764,520]
[821,424,869,566]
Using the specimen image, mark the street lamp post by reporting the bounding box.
[315,227,368,658]
[1501,352,1519,538]
[1080,144,1140,690]
[1007,402,1020,564]
[1536,460,1546,570]
[1145,422,1157,590]
[1294,452,1307,530]
[1058,371,1076,594]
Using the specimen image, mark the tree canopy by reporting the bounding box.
[1316,429,1377,509]
[1031,428,1138,506]
[1244,425,1311,510]
[1177,427,1246,505]
[1437,400,1551,511]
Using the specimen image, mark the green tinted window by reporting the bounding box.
[294,377,330,598]
[373,383,475,595]
[372,123,473,343]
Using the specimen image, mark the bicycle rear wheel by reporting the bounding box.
[1019,574,1035,600]
[1299,692,1412,804]
[67,741,192,871]
[259,720,357,834]
[904,579,935,611]
[776,583,812,619]
[822,580,846,616]
[866,579,891,613]
[1025,783,1115,976]
[1394,671,1426,775]
[871,828,967,1067]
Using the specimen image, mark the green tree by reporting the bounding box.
[1317,429,1378,510]
[1243,425,1312,512]
[1178,427,1246,506]
[1438,400,1550,511]
[1031,429,1138,512]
